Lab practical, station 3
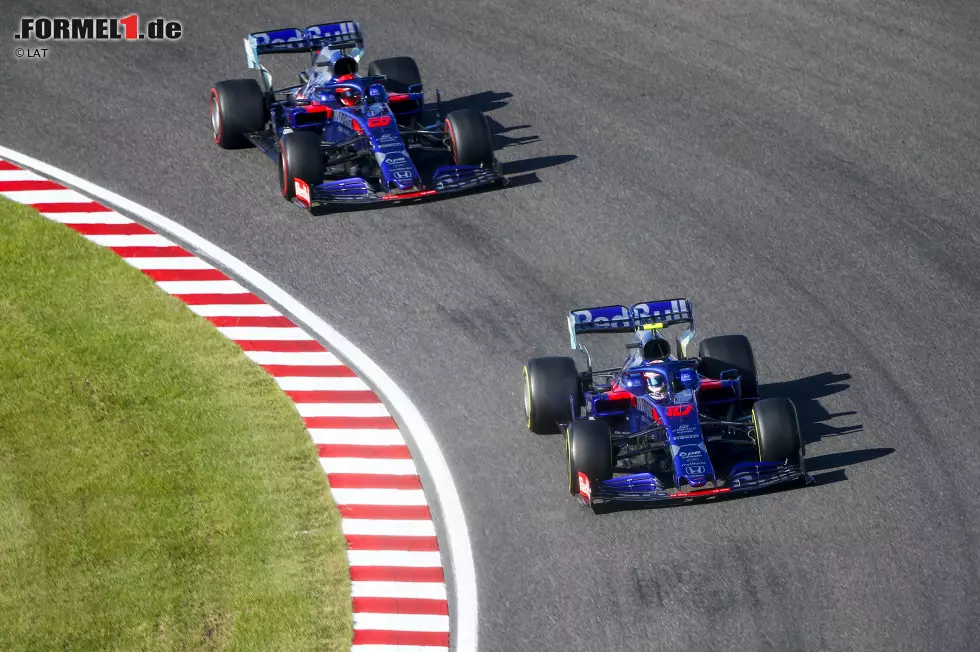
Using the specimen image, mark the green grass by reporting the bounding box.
[0,198,351,651]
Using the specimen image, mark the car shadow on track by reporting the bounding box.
[805,448,894,473]
[759,371,863,446]
[437,90,577,188]
[439,91,535,146]
[759,371,896,488]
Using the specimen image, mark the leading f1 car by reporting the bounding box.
[522,298,812,509]
[209,20,504,209]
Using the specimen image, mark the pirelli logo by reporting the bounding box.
[15,16,183,41]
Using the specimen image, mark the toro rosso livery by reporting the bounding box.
[209,21,503,209]
[523,298,812,509]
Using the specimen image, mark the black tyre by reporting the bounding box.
[523,357,580,435]
[698,334,759,400]
[279,131,324,200]
[567,419,614,495]
[752,398,803,464]
[445,109,494,168]
[210,79,267,149]
[367,57,422,93]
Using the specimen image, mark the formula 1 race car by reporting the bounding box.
[522,299,812,509]
[209,20,504,209]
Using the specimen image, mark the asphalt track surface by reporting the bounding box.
[3,1,980,650]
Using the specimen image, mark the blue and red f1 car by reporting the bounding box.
[209,20,504,209]
[522,298,812,509]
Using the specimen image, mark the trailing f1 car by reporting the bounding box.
[209,21,504,209]
[522,298,812,509]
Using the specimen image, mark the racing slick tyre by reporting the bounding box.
[279,131,324,201]
[210,79,267,149]
[752,398,804,465]
[445,109,495,168]
[368,57,422,93]
[697,334,759,401]
[523,357,581,435]
[567,419,614,496]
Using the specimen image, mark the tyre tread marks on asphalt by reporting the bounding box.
[0,158,451,652]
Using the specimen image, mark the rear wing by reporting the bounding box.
[567,298,697,357]
[244,21,363,90]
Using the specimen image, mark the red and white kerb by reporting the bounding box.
[0,158,452,652]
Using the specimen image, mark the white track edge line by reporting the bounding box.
[0,144,479,652]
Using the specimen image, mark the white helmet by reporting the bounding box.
[644,371,668,400]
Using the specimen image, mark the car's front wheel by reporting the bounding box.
[567,419,614,497]
[278,131,324,201]
[752,397,804,466]
[445,109,494,168]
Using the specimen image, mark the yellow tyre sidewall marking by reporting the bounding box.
[566,427,574,492]
[752,408,762,462]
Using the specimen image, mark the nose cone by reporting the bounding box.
[665,407,716,487]
[673,443,710,487]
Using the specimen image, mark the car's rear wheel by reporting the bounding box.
[279,131,324,200]
[367,57,422,93]
[697,334,759,401]
[523,357,580,435]
[210,79,267,149]
[445,109,494,168]
[567,419,614,496]
[752,398,804,465]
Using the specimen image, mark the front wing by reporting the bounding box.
[582,461,812,507]
[296,162,504,208]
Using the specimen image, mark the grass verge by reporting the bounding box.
[0,198,350,651]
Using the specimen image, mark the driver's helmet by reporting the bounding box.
[335,85,362,107]
[644,371,668,401]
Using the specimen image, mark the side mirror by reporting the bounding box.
[719,369,740,381]
[678,367,701,391]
